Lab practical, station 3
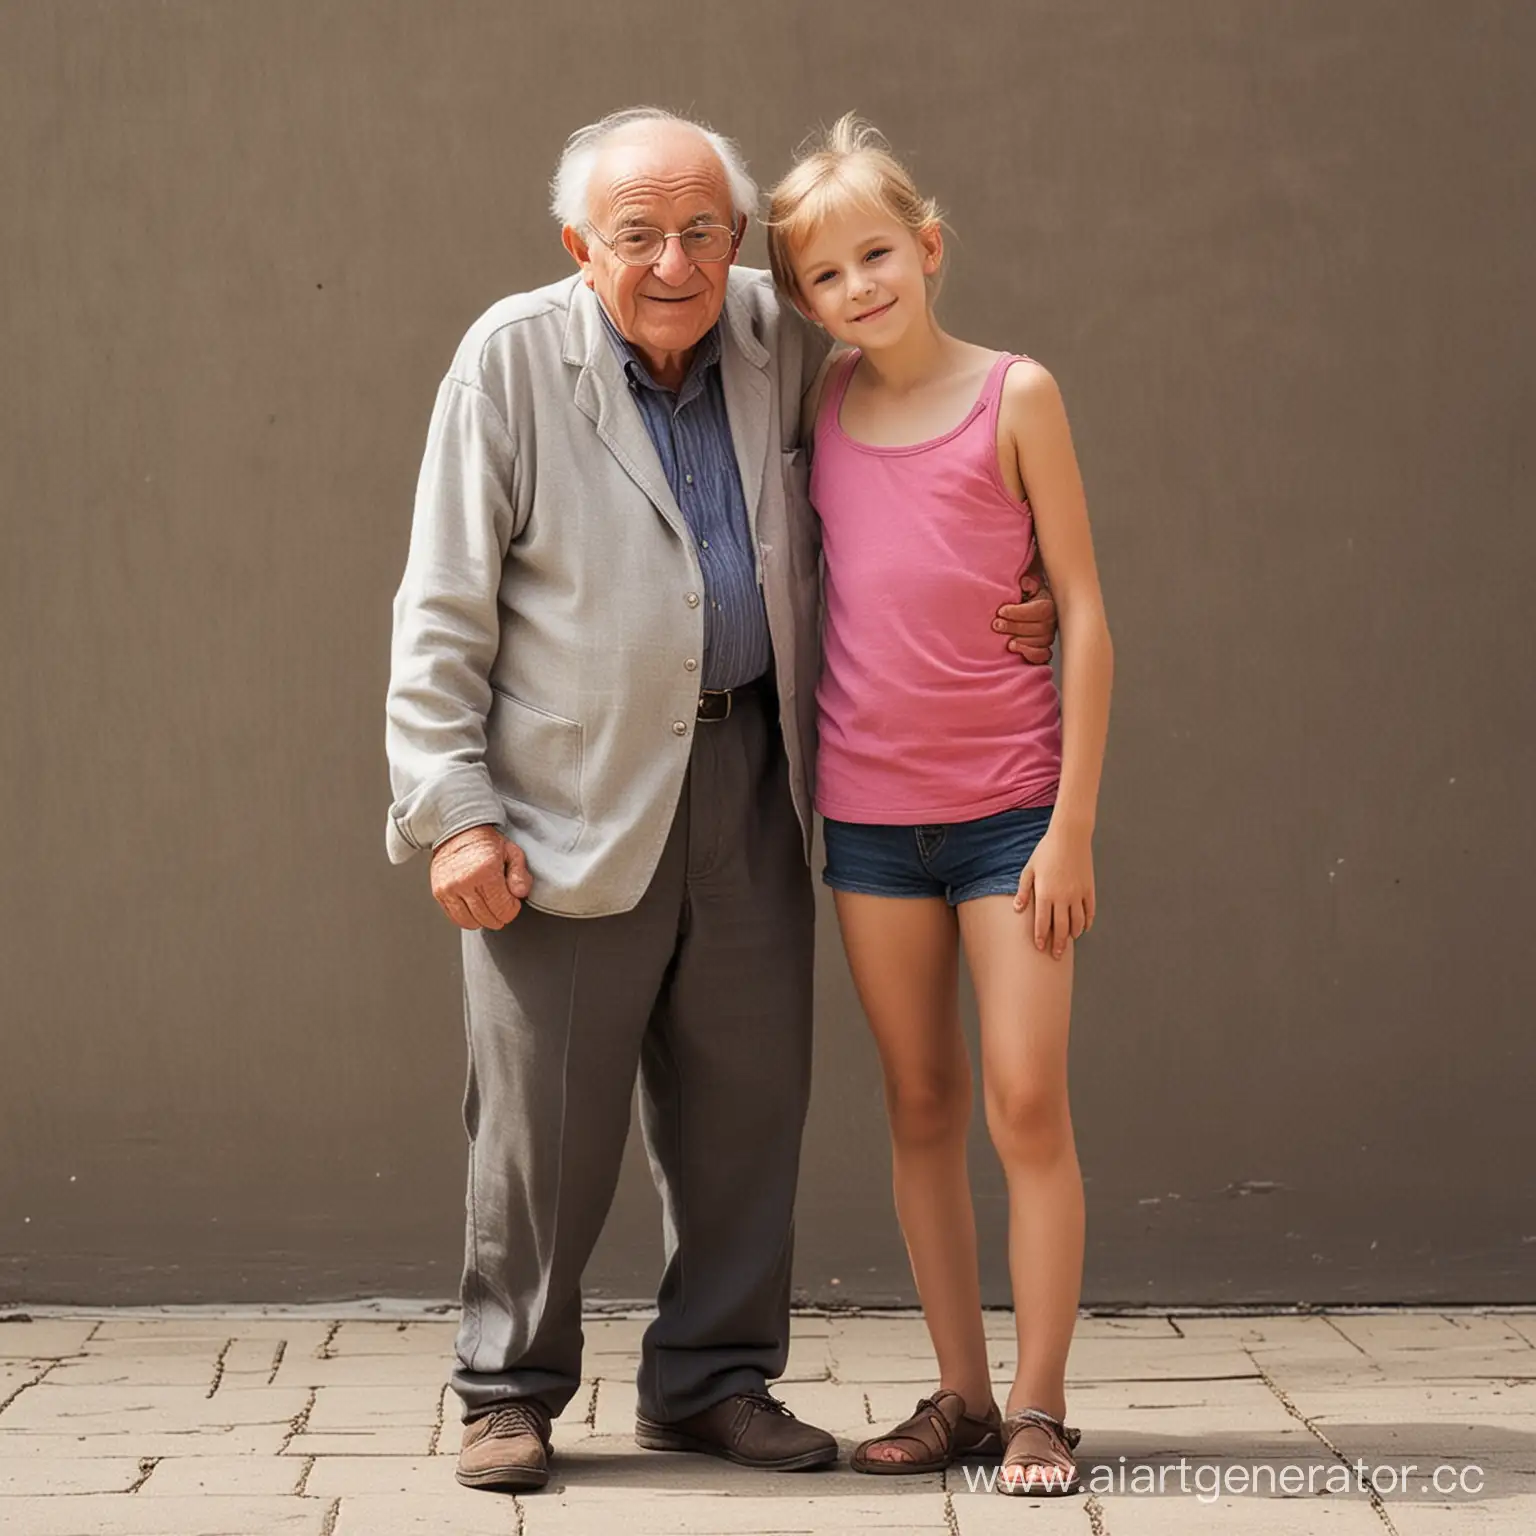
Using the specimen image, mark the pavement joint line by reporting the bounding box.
[318,1496,341,1536]
[861,1392,874,1426]
[1247,1352,1401,1536]
[317,1320,343,1360]
[206,1336,234,1399]
[0,1357,59,1418]
[941,1488,959,1535]
[512,1492,527,1535]
[267,1338,288,1385]
[127,1456,159,1494]
[1504,1315,1536,1348]
[582,1379,599,1431]
[1085,1492,1109,1533]
[295,1454,317,1497]
[430,1377,452,1454]
[1163,1315,1184,1337]
[281,1386,318,1453]
[1322,1316,1372,1356]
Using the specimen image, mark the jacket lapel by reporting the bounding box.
[565,285,687,542]
[563,274,774,542]
[719,276,771,534]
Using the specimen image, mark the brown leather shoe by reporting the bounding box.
[635,1391,838,1471]
[456,1401,552,1491]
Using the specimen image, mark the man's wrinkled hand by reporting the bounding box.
[994,572,1058,665]
[430,825,533,931]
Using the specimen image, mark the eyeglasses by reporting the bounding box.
[588,223,739,267]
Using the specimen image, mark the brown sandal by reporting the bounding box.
[851,1389,1002,1476]
[997,1406,1082,1496]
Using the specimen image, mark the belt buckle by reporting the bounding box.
[697,688,732,722]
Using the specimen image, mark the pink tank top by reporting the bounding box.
[810,350,1062,824]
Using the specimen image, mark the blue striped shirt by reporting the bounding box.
[599,306,771,691]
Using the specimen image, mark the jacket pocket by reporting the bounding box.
[484,686,584,851]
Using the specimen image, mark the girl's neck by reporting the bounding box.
[854,315,959,395]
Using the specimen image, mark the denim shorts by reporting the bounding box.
[822,805,1055,906]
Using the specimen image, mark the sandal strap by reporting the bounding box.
[858,1390,992,1466]
[889,1394,956,1457]
[1002,1406,1082,1463]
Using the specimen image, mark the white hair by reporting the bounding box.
[549,107,759,231]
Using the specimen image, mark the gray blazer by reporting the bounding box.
[385,269,831,917]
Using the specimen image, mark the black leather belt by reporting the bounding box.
[696,675,769,722]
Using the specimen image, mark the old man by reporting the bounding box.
[385,107,1055,1492]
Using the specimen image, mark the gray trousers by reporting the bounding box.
[451,682,815,1425]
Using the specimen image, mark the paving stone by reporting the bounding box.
[84,1336,229,1360]
[0,1320,99,1360]
[1062,1337,1260,1382]
[47,1352,219,1388]
[1491,1313,1536,1349]
[137,1454,305,1495]
[1280,1379,1536,1457]
[434,1386,463,1456]
[781,1331,834,1382]
[1177,1315,1372,1363]
[1086,1493,1381,1532]
[285,1428,435,1456]
[325,1321,458,1357]
[0,1362,48,1405]
[306,1455,462,1496]
[331,1489,526,1532]
[521,1487,952,1533]
[0,1455,142,1493]
[0,1424,292,1458]
[1388,1491,1536,1532]
[1020,1377,1312,1451]
[0,1383,308,1434]
[590,1376,637,1438]
[89,1318,333,1345]
[220,1337,289,1381]
[773,1381,874,1440]
[948,1487,1096,1532]
[0,1493,329,1534]
[271,1351,451,1389]
[1328,1315,1532,1353]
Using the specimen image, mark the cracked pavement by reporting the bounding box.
[1,1309,1533,1533]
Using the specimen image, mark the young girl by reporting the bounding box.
[766,118,1113,1497]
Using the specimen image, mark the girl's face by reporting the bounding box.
[789,203,942,349]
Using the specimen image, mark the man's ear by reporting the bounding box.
[562,225,596,288]
[727,212,748,267]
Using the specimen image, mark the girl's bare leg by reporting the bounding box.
[834,891,993,1460]
[957,896,1083,1421]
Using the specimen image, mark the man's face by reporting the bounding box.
[564,125,742,364]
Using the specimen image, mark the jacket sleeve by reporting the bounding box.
[384,374,520,863]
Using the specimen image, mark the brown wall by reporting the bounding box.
[2,0,1532,1308]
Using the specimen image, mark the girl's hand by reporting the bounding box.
[1014,825,1096,958]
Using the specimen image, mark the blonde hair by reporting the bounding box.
[765,114,943,300]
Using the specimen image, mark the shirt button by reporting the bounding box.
[685,592,700,608]
[685,472,694,485]
[684,658,698,672]
[672,720,688,736]
[699,538,709,550]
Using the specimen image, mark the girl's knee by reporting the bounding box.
[984,1080,1071,1164]
[885,1072,971,1149]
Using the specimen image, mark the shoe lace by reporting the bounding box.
[741,1391,796,1419]
[486,1401,547,1439]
